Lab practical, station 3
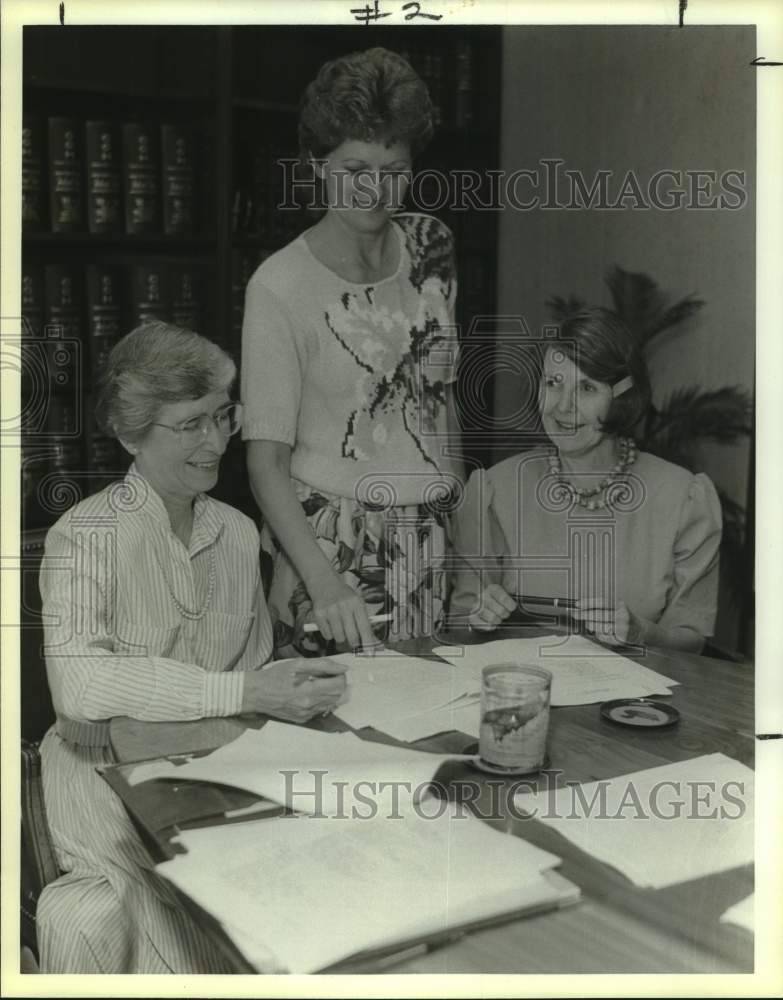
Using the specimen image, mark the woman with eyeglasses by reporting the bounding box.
[36,322,347,973]
[241,47,461,657]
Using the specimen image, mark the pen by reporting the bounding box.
[302,612,393,634]
[517,594,578,611]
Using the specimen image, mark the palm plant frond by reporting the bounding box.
[604,266,663,340]
[545,293,587,321]
[604,265,705,348]
[644,387,752,447]
[640,421,696,471]
[645,296,706,341]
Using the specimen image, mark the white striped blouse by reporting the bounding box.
[40,466,274,728]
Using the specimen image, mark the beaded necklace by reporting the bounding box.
[547,437,637,510]
[154,544,217,621]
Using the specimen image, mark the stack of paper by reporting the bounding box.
[720,893,754,935]
[331,650,478,741]
[432,634,679,706]
[157,800,578,973]
[375,694,482,742]
[514,753,754,889]
[144,723,471,816]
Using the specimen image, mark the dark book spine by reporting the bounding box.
[86,120,122,234]
[21,265,46,438]
[44,264,84,372]
[161,123,197,235]
[22,116,46,233]
[130,261,171,327]
[86,264,122,375]
[123,122,160,234]
[399,48,444,128]
[170,260,204,334]
[422,52,445,129]
[251,140,272,239]
[47,432,84,475]
[21,264,44,338]
[43,265,83,400]
[230,249,262,352]
[232,138,251,235]
[454,41,475,129]
[84,394,122,474]
[45,394,80,438]
[44,264,84,340]
[40,266,84,487]
[47,117,85,233]
[85,431,121,473]
[269,143,289,244]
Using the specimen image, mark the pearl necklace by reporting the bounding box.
[155,545,217,621]
[547,437,637,510]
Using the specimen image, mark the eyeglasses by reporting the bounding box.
[152,401,244,449]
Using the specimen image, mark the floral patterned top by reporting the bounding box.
[241,213,460,506]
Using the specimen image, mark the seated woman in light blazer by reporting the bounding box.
[451,307,722,652]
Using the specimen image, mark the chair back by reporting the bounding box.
[21,529,55,741]
[19,530,60,959]
[21,740,60,956]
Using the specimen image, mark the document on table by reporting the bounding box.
[720,893,754,935]
[515,753,754,889]
[157,800,576,973]
[432,634,678,706]
[146,723,470,816]
[379,694,481,742]
[330,650,472,734]
[126,757,197,786]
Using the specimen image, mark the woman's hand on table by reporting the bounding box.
[309,575,378,650]
[468,584,517,632]
[571,598,645,646]
[241,658,348,723]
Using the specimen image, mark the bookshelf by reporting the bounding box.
[21,25,502,537]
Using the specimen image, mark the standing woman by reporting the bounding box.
[242,47,462,656]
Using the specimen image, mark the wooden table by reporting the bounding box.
[104,629,755,975]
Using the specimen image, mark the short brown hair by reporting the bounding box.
[95,322,236,443]
[547,307,651,437]
[298,47,434,163]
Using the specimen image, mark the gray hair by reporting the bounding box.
[95,322,236,443]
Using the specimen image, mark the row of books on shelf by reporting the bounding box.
[230,247,269,345]
[231,136,311,243]
[21,249,269,389]
[22,116,201,236]
[21,259,210,397]
[398,40,477,131]
[21,381,131,528]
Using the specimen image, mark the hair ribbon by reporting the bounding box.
[612,375,634,397]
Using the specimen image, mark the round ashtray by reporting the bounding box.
[600,698,680,728]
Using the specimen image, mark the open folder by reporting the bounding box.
[156,801,581,974]
[145,724,579,972]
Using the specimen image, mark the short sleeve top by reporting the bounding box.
[451,449,722,636]
[240,213,460,506]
